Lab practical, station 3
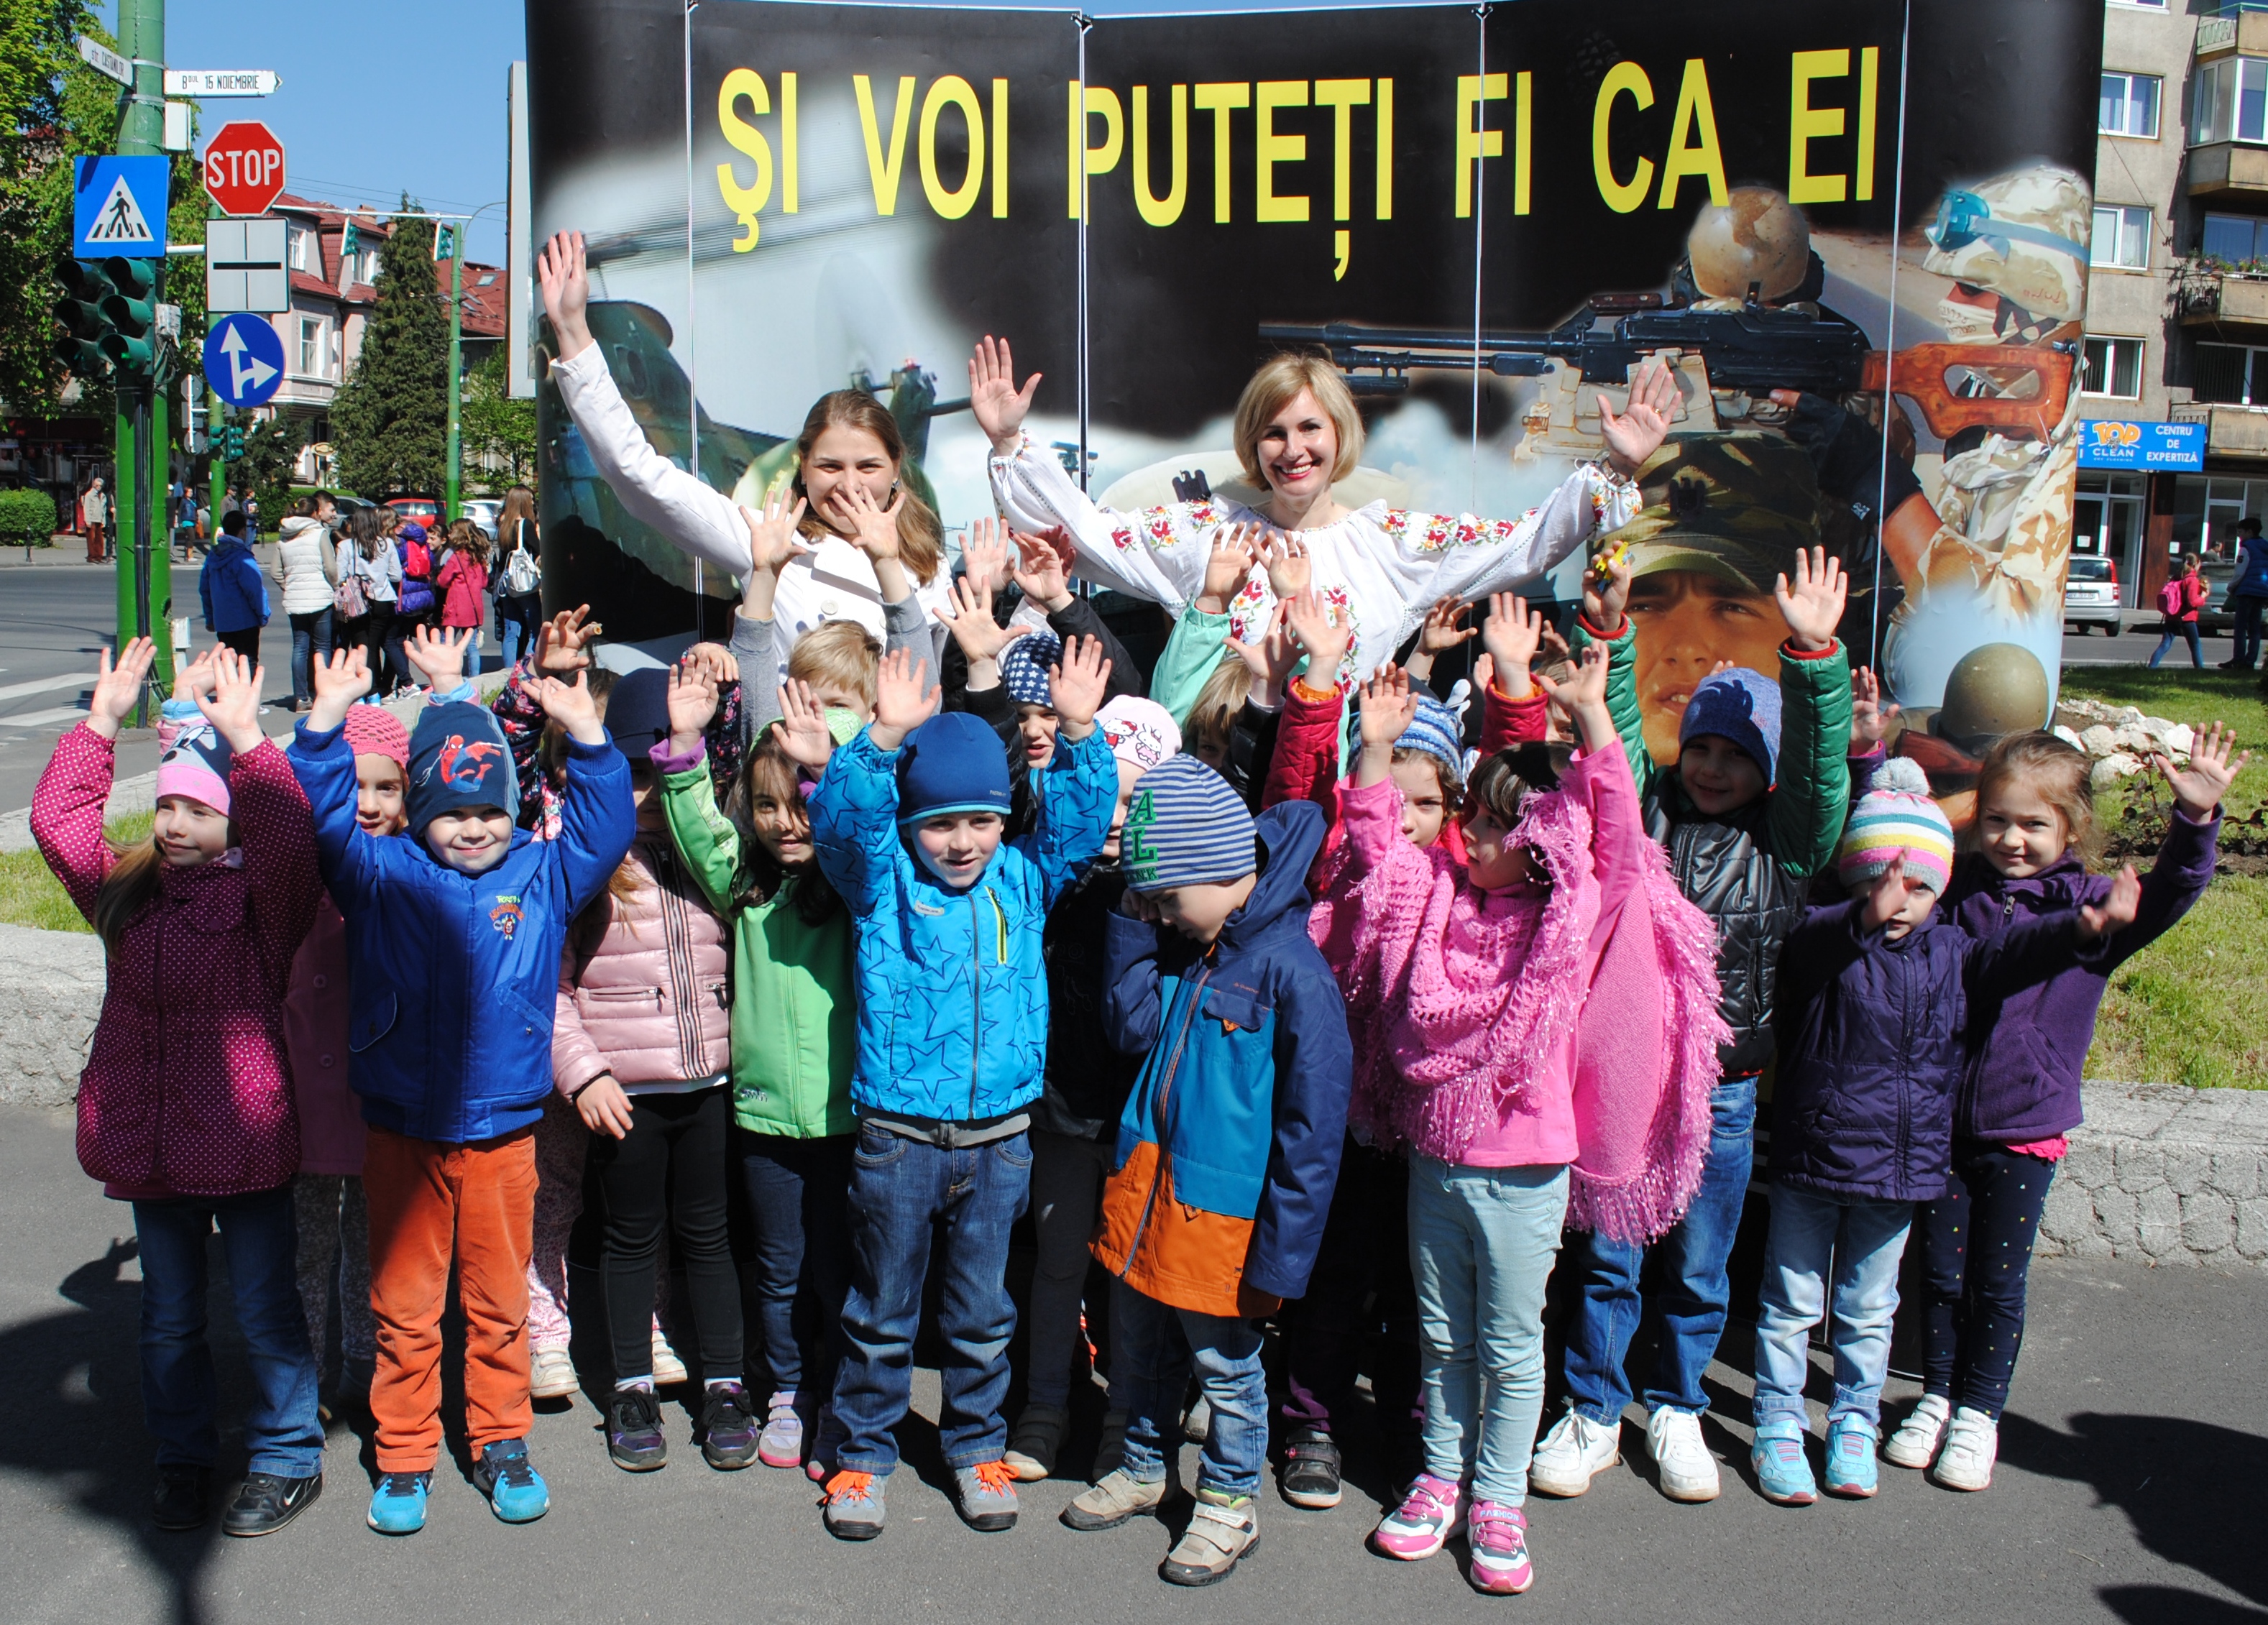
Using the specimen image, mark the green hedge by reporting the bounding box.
[0,488,58,544]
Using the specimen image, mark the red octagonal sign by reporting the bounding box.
[203,121,286,216]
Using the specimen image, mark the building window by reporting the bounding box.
[2081,336,2145,398]
[2203,211,2268,267]
[2172,474,2268,557]
[2090,205,2152,270]
[2101,73,2161,138]
[2193,55,2268,144]
[298,318,321,377]
[2194,341,2268,405]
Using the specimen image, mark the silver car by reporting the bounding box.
[2062,554,2122,636]
[459,498,502,540]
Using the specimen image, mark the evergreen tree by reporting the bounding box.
[332,198,447,497]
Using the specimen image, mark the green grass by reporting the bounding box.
[2058,666,2268,821]
[0,811,151,935]
[2088,872,2268,1088]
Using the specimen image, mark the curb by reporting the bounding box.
[2042,1082,2268,1270]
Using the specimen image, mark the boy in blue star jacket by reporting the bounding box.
[807,640,1118,1541]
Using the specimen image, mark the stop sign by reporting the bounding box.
[202,121,285,216]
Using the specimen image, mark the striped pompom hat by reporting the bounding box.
[1837,756,1955,894]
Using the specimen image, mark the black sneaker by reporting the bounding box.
[700,1381,761,1470]
[153,1466,211,1532]
[607,1385,669,1472]
[1277,1425,1343,1510]
[223,1471,323,1537]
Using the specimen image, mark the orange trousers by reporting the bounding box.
[364,1123,538,1472]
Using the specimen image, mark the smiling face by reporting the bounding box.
[423,806,515,874]
[1627,569,1790,767]
[1975,774,2071,878]
[1256,388,1340,507]
[354,754,408,837]
[1015,702,1060,769]
[750,788,815,868]
[153,794,231,867]
[912,811,1004,890]
[800,423,898,534]
[1679,733,1769,817]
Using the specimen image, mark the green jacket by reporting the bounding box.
[661,758,857,1138]
[1151,605,1232,730]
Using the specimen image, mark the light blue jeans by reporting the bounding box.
[1751,1182,1914,1430]
[1408,1157,1569,1505]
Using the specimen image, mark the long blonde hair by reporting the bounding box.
[791,392,943,586]
[92,839,167,955]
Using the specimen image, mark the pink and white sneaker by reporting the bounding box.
[1466,1499,1535,1594]
[1370,1472,1466,1560]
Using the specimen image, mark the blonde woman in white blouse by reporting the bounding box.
[972,338,1679,684]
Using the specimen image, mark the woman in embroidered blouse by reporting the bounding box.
[971,338,1679,683]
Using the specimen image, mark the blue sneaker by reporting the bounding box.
[1823,1415,1879,1499]
[1750,1419,1817,1506]
[367,1470,431,1534]
[472,1437,551,1523]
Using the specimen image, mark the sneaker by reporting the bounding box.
[1750,1419,1817,1506]
[823,1469,886,1540]
[1883,1393,1952,1470]
[605,1386,668,1472]
[1005,1404,1068,1482]
[1182,1391,1212,1445]
[1277,1425,1342,1510]
[803,1407,850,1483]
[152,1466,211,1532]
[1160,1488,1257,1587]
[223,1471,322,1537]
[1645,1407,1720,1503]
[367,1470,431,1535]
[700,1382,761,1470]
[1929,1407,1998,1492]
[1529,1408,1622,1498]
[1093,1407,1130,1477]
[1370,1472,1466,1560]
[952,1460,1021,1532]
[528,1345,579,1400]
[758,1390,806,1470]
[1466,1499,1535,1595]
[473,1437,551,1522]
[1062,1467,1170,1532]
[1823,1415,1879,1499]
[651,1332,689,1386]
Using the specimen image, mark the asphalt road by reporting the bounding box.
[0,1103,2258,1625]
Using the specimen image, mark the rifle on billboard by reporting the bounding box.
[1259,295,2076,443]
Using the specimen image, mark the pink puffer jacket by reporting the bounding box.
[554,835,730,1092]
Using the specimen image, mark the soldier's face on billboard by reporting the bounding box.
[1627,569,1790,766]
[802,425,899,530]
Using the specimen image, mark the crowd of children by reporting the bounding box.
[35,285,2249,1588]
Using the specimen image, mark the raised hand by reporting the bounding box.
[1850,666,1901,752]
[960,517,1010,605]
[87,637,157,740]
[1773,545,1846,653]
[968,335,1041,454]
[1599,357,1679,477]
[2155,721,2251,822]
[1262,530,1311,597]
[680,641,739,687]
[536,668,605,744]
[836,481,912,603]
[195,646,267,754]
[1199,523,1261,614]
[535,229,594,362]
[308,646,373,732]
[1357,663,1417,754]
[1010,526,1075,611]
[774,678,836,768]
[738,486,811,602]
[533,604,602,676]
[1482,592,1546,699]
[170,648,216,704]
[943,571,1029,667]
[1223,598,1303,700]
[665,659,719,752]
[1048,635,1113,738]
[1584,548,1633,635]
[870,646,940,750]
[2079,863,2144,942]
[1863,851,1917,932]
[1417,595,1476,656]
[403,623,470,691]
[1282,587,1350,689]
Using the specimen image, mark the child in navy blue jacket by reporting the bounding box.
[1750,759,2139,1509]
[288,633,634,1537]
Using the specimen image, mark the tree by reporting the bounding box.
[460,347,536,488]
[331,198,447,497]
[232,413,303,535]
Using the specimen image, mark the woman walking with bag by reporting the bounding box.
[495,487,544,671]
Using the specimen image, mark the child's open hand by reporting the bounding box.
[1482,592,1544,697]
[2155,721,2249,822]
[680,642,739,687]
[2079,863,2144,942]
[1849,666,1900,751]
[1049,635,1113,738]
[1774,545,1846,653]
[1862,851,1919,932]
[1583,550,1633,635]
[870,646,939,749]
[307,646,372,732]
[666,659,719,751]
[169,647,216,704]
[944,572,1028,667]
[960,517,1009,604]
[1417,595,1475,656]
[1262,530,1311,597]
[1357,663,1416,751]
[1536,641,1613,750]
[536,668,605,745]
[1599,356,1679,476]
[403,624,469,691]
[774,678,836,768]
[1010,526,1076,612]
[195,646,267,755]
[1199,523,1261,613]
[533,604,601,676]
[88,637,157,738]
[1223,599,1302,699]
[1282,588,1349,688]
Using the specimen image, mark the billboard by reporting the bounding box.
[528,0,2100,786]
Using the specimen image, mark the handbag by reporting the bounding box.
[502,520,541,595]
[334,551,370,620]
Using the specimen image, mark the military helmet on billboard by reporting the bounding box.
[1686,187,1813,303]
[1930,641,2052,752]
[1606,434,1824,591]
[1922,164,2092,323]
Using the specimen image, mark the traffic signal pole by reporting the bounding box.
[114,0,171,714]
[444,236,463,523]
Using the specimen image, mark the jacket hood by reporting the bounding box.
[1218,799,1325,951]
[1957,847,2085,896]
[277,516,321,538]
[209,534,253,556]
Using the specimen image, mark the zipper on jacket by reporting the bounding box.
[968,890,983,1119]
[652,841,703,1080]
[1121,959,1213,1272]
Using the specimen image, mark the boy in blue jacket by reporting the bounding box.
[289,635,633,1537]
[199,510,270,665]
[1065,755,1352,1588]
[809,640,1117,1541]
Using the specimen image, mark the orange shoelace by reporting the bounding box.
[972,1460,1018,1495]
[825,1469,874,1501]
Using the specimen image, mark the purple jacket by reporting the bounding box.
[1942,810,2219,1142]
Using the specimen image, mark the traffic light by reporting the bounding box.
[52,256,113,379]
[221,423,244,461]
[96,256,158,377]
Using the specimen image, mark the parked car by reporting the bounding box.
[2197,561,2239,636]
[2062,553,2123,635]
[383,493,441,529]
[459,497,502,539]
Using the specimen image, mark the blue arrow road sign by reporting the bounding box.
[203,313,286,408]
[73,155,170,259]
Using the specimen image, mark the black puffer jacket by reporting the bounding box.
[1033,858,1142,1139]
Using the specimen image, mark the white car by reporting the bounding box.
[2062,554,2122,636]
[459,498,502,540]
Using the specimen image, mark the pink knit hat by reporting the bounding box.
[155,702,233,816]
[1096,696,1180,775]
[341,704,410,768]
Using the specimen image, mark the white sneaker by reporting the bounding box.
[528,1345,578,1400]
[1645,1407,1720,1502]
[1929,1407,1998,1492]
[1883,1393,1952,1470]
[1528,1407,1621,1498]
[651,1332,688,1386]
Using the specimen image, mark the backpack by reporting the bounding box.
[502,518,541,596]
[396,536,436,617]
[2157,576,2187,617]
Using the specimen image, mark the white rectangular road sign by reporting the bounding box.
[206,218,288,314]
[77,36,132,87]
[165,70,281,97]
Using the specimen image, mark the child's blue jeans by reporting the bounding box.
[831,1124,1029,1474]
[132,1184,324,1478]
[1111,1281,1268,1500]
[1751,1182,1914,1430]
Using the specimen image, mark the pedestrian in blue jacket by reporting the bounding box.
[288,627,634,1539]
[200,510,270,666]
[807,640,1117,1542]
[1749,759,2139,1510]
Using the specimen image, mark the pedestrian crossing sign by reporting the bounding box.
[73,155,169,259]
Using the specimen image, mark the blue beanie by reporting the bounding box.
[999,631,1062,709]
[604,666,673,765]
[1679,668,1781,785]
[407,699,520,837]
[1393,692,1466,781]
[896,711,1012,826]
[1120,755,1257,892]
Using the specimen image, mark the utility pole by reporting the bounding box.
[444,226,463,523]
[112,0,173,714]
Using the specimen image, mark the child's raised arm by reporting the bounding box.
[31,638,156,918]
[538,670,636,915]
[290,648,390,907]
[1766,548,1854,880]
[1025,640,1121,905]
[1571,571,1657,800]
[198,649,321,962]
[809,651,930,917]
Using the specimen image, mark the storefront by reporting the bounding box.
[2077,420,2208,607]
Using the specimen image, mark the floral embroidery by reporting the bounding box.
[1142,507,1181,547]
[1382,510,1411,539]
[1111,520,1137,553]
[1188,501,1222,528]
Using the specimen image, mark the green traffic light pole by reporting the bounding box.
[387,202,502,524]
[113,0,172,718]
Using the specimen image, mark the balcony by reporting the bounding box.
[2175,263,2268,326]
[2196,11,2268,60]
[2172,400,2268,456]
[2187,142,2268,198]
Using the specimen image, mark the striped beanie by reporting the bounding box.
[998,630,1062,709]
[1120,754,1255,892]
[1838,757,1955,894]
[1394,692,1466,781]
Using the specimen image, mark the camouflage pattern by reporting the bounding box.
[1602,433,1824,589]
